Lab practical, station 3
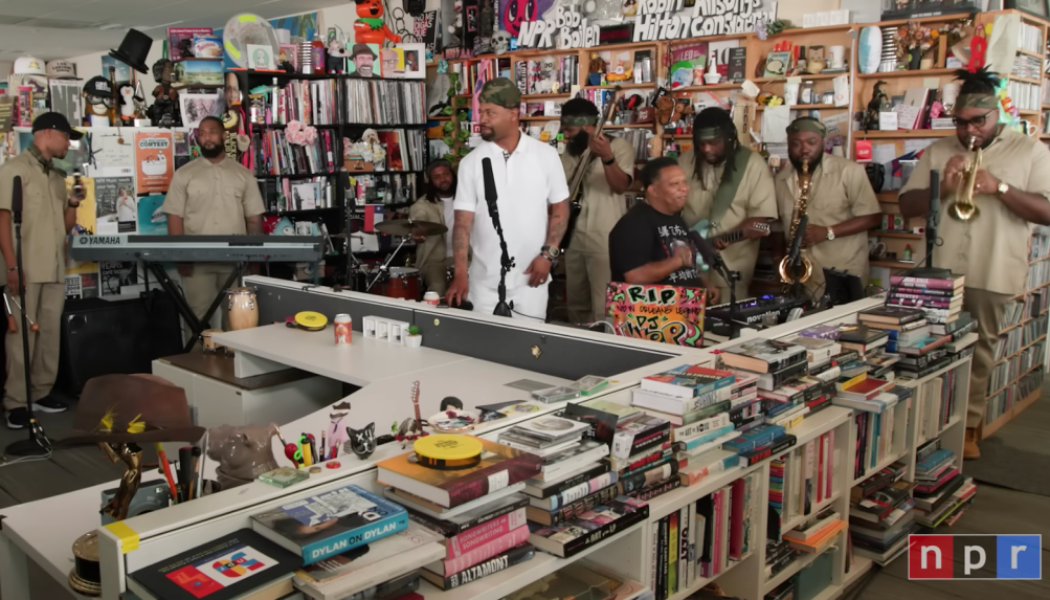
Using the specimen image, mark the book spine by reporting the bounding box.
[609,446,672,473]
[442,544,535,590]
[650,517,660,600]
[657,517,667,600]
[738,435,797,467]
[681,425,737,451]
[679,453,738,486]
[439,525,530,574]
[547,472,618,510]
[529,464,610,498]
[680,506,690,591]
[612,422,671,459]
[669,510,678,594]
[447,508,527,558]
[559,504,649,558]
[890,276,958,289]
[630,477,681,501]
[674,412,732,442]
[301,511,408,564]
[680,400,733,425]
[543,486,618,525]
[446,457,542,507]
[729,478,745,560]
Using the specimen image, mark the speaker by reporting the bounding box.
[57,291,183,394]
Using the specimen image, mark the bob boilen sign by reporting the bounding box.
[634,0,778,42]
[517,5,599,49]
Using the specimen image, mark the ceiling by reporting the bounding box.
[0,0,346,61]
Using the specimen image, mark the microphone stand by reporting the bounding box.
[6,200,50,456]
[906,169,951,279]
[487,200,515,317]
[711,256,743,339]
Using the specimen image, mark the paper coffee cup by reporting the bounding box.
[424,292,440,305]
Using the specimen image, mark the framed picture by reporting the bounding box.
[247,44,275,70]
[1006,0,1049,19]
[278,44,298,71]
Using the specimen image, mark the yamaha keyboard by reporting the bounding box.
[70,235,324,263]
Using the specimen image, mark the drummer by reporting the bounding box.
[162,115,265,336]
[410,159,459,295]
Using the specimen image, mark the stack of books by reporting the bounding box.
[764,539,798,581]
[887,273,966,325]
[767,431,837,540]
[720,338,835,431]
[912,439,976,528]
[248,484,436,600]
[782,508,847,555]
[375,437,543,591]
[849,462,917,566]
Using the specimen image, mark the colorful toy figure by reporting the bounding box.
[353,0,401,45]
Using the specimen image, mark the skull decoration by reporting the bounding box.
[492,30,512,55]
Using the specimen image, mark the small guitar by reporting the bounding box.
[691,220,771,271]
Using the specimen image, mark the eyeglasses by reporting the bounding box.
[952,110,997,129]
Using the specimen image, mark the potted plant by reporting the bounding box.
[405,325,423,348]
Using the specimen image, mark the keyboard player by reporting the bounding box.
[162,116,265,338]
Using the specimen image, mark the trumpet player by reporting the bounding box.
[775,117,882,297]
[560,98,635,322]
[899,67,1050,460]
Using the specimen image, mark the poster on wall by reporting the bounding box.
[347,43,381,77]
[605,282,705,348]
[65,175,97,275]
[48,81,82,127]
[134,131,174,194]
[95,177,134,235]
[137,195,168,235]
[99,261,138,297]
[88,131,135,178]
[66,272,99,300]
[179,92,223,129]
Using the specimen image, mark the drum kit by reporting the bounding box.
[351,218,448,300]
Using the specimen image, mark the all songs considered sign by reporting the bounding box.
[634,0,778,42]
[606,282,705,348]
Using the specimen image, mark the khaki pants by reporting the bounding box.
[181,264,236,341]
[963,287,1014,429]
[421,257,453,296]
[4,283,64,411]
[567,249,612,323]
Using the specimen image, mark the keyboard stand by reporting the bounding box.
[143,261,245,353]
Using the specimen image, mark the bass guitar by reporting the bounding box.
[691,220,770,271]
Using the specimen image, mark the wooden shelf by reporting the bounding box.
[1010,75,1042,85]
[985,362,1043,400]
[1019,109,1041,116]
[870,231,923,239]
[994,335,1047,366]
[604,123,654,129]
[522,93,569,100]
[1029,253,1050,265]
[757,104,842,111]
[854,129,955,138]
[584,82,654,90]
[871,260,920,269]
[1018,48,1044,58]
[856,68,957,79]
[520,115,557,121]
[754,73,844,83]
[673,83,742,92]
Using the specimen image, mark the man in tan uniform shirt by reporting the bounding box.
[410,159,457,295]
[163,116,265,338]
[900,68,1050,460]
[559,98,635,322]
[677,107,776,302]
[776,117,882,298]
[0,113,83,429]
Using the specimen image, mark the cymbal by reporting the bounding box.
[375,219,448,237]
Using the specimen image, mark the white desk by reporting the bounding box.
[214,325,469,384]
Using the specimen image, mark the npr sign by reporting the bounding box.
[909,535,1042,580]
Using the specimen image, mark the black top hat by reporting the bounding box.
[109,28,153,74]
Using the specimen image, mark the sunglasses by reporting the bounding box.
[952,110,997,129]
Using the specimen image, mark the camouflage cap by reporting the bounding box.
[479,77,521,109]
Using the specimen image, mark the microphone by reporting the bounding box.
[788,214,808,268]
[688,229,722,269]
[929,169,940,220]
[482,157,498,209]
[11,176,22,224]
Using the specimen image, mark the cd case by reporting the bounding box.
[531,386,582,403]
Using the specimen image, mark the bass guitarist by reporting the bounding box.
[559,98,635,323]
[678,107,776,301]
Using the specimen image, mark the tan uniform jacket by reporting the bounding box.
[162,157,265,234]
[409,195,448,271]
[775,154,882,291]
[561,137,636,254]
[900,127,1050,296]
[677,148,778,289]
[0,149,69,282]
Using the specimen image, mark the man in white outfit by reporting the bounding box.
[446,78,569,321]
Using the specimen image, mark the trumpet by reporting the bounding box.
[779,159,815,285]
[947,137,981,221]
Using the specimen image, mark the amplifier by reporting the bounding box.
[57,291,183,394]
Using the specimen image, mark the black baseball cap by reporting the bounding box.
[32,112,83,141]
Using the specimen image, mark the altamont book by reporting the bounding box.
[128,528,298,600]
[251,485,407,565]
[376,437,543,508]
[419,544,536,590]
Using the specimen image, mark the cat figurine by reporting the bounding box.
[345,422,377,459]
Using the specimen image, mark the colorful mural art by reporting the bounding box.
[606,282,705,347]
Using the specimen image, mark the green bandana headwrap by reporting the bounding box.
[955,93,999,110]
[786,117,827,137]
[479,77,521,109]
[357,17,384,30]
[697,127,724,141]
[561,115,597,127]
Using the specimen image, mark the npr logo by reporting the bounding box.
[909,535,1042,580]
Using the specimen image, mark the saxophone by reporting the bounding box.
[778,159,815,285]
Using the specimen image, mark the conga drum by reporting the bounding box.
[227,287,258,331]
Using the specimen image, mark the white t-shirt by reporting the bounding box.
[440,195,455,258]
[454,133,568,290]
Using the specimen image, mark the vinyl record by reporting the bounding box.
[223,13,280,69]
[294,311,328,331]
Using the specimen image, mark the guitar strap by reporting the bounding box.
[707,147,753,230]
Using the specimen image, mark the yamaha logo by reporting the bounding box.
[82,236,121,245]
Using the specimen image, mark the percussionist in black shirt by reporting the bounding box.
[608,157,720,304]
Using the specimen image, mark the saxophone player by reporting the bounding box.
[775,117,882,297]
[899,68,1050,460]
[560,98,636,323]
